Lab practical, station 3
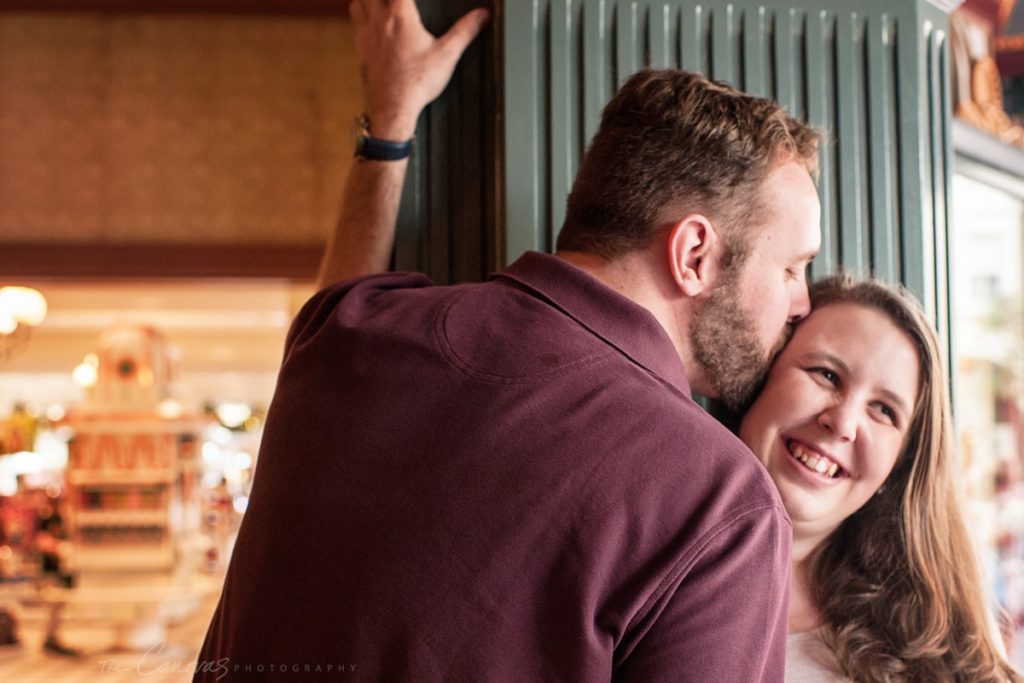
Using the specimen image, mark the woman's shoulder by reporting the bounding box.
[786,630,850,683]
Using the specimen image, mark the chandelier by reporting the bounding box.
[0,286,47,363]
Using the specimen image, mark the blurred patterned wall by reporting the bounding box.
[0,13,361,246]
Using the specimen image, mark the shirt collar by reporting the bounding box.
[496,251,692,397]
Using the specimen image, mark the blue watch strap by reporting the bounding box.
[354,115,414,161]
[356,133,414,161]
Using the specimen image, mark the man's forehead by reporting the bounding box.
[756,164,821,233]
[754,218,821,256]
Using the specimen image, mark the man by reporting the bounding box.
[196,1,821,680]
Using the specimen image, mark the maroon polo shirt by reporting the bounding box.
[196,252,791,681]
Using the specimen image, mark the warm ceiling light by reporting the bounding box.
[0,311,16,335]
[0,287,47,327]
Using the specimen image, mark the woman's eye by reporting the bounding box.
[874,403,898,425]
[809,367,839,386]
[784,268,797,282]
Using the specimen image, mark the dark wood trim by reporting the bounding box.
[0,242,321,281]
[996,46,1024,74]
[0,1,348,15]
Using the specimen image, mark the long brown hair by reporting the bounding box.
[806,275,1021,682]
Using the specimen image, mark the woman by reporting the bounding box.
[739,275,1021,682]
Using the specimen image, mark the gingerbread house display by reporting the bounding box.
[63,325,204,577]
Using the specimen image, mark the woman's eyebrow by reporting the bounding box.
[797,351,849,375]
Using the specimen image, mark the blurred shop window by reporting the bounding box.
[951,169,1024,663]
[0,279,314,586]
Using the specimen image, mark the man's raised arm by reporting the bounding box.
[317,0,489,290]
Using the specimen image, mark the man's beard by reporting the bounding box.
[690,274,788,412]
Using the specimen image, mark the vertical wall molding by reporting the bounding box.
[499,0,957,336]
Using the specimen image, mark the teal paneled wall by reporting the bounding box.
[501,0,957,340]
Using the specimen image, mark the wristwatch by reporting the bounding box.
[354,114,415,161]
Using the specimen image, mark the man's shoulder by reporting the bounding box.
[284,270,603,380]
[434,276,621,383]
[285,271,469,354]
[306,270,540,321]
[313,271,448,308]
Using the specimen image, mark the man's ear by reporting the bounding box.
[667,214,719,297]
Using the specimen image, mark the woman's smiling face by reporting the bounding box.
[739,302,921,545]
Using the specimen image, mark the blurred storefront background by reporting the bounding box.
[0,280,313,676]
[952,169,1024,662]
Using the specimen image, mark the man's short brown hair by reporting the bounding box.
[556,69,820,259]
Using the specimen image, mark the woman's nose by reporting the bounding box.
[817,402,857,442]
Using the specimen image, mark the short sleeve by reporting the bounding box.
[614,504,792,682]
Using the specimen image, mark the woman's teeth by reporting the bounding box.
[789,442,840,478]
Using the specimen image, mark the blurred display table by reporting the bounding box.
[29,576,220,652]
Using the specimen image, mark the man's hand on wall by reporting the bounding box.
[349,0,490,141]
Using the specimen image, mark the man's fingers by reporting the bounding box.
[437,8,490,60]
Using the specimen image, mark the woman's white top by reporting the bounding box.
[787,630,850,682]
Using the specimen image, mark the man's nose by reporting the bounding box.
[788,282,811,323]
